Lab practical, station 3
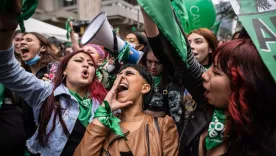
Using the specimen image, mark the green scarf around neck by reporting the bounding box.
[205,109,226,150]
[152,75,162,87]
[0,83,5,108]
[69,90,92,127]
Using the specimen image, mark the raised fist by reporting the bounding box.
[0,0,22,30]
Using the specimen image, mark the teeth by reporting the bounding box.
[119,84,128,88]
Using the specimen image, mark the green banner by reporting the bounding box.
[230,0,276,82]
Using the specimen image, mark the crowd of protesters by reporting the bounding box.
[0,1,276,156]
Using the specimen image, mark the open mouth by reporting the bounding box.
[117,83,129,96]
[81,69,89,78]
[20,47,29,56]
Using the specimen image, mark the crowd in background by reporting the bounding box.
[0,2,276,156]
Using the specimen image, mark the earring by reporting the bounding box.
[61,75,66,82]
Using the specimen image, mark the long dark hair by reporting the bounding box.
[213,39,276,154]
[37,50,107,146]
[22,32,58,69]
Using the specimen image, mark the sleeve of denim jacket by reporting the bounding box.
[0,46,52,122]
[147,32,207,106]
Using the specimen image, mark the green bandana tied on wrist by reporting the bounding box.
[69,90,92,127]
[152,75,162,87]
[205,109,226,150]
[65,17,73,40]
[0,0,38,32]
[104,42,130,64]
[117,43,130,64]
[18,0,38,32]
[94,101,125,139]
[0,83,5,109]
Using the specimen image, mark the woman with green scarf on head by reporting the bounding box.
[141,45,184,132]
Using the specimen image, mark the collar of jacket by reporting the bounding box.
[53,83,82,109]
[54,83,70,97]
[106,115,153,147]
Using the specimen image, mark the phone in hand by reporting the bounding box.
[47,62,60,81]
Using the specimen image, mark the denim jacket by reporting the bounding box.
[0,46,100,156]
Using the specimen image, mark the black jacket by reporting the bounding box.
[148,33,212,156]
[147,32,276,156]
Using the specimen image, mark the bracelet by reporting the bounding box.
[94,101,126,139]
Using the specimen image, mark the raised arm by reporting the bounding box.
[141,7,207,106]
[0,5,52,122]
[69,21,82,51]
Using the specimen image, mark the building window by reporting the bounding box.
[63,0,77,7]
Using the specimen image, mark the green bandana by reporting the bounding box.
[103,42,130,64]
[0,83,5,108]
[152,75,162,87]
[96,69,102,80]
[65,17,73,40]
[69,90,92,127]
[117,43,130,64]
[94,101,125,139]
[203,64,212,70]
[0,0,38,32]
[205,109,226,150]
[137,0,188,66]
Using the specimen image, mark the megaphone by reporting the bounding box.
[81,12,143,64]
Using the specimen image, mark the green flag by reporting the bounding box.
[211,21,221,35]
[230,0,276,82]
[65,17,73,41]
[137,0,188,64]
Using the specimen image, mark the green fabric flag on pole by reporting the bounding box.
[137,0,188,64]
[65,17,73,41]
[230,0,276,82]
